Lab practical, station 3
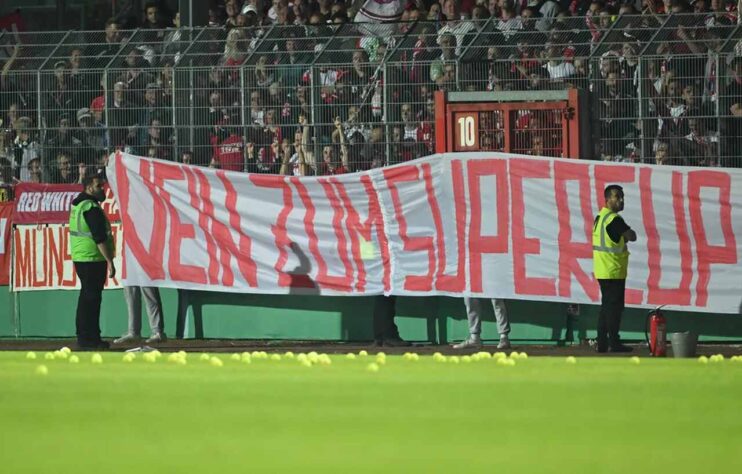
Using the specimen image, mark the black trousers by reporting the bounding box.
[597,279,626,347]
[74,261,108,345]
[372,295,401,341]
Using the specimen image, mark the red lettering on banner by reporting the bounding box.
[32,230,47,288]
[592,164,642,304]
[331,176,391,292]
[62,227,76,287]
[510,159,556,296]
[467,159,509,293]
[251,175,294,287]
[48,227,64,286]
[190,168,220,284]
[687,170,738,307]
[115,156,166,279]
[641,169,692,306]
[554,161,598,301]
[384,165,435,291]
[209,170,258,287]
[307,178,353,291]
[435,160,466,292]
[14,229,31,288]
[149,162,207,284]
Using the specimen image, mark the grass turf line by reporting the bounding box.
[1,352,740,473]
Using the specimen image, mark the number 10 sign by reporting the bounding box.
[454,112,479,151]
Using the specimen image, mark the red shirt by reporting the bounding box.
[211,134,244,171]
[319,163,348,176]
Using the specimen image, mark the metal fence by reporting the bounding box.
[1,14,741,186]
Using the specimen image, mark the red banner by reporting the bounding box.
[0,202,12,285]
[13,183,120,225]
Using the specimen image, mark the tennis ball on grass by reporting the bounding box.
[367,362,380,373]
[26,352,37,360]
[300,359,312,368]
[449,356,460,364]
[60,347,72,355]
[630,356,641,365]
[35,365,49,376]
[359,350,368,357]
[122,353,135,363]
[54,350,68,360]
[68,355,80,364]
[230,353,241,361]
[271,354,282,362]
[698,356,709,364]
[346,353,357,360]
[199,353,211,362]
[461,355,472,363]
[565,356,577,364]
[143,352,157,363]
[44,352,55,361]
[710,354,724,363]
[210,357,223,367]
[91,353,103,364]
[284,352,295,359]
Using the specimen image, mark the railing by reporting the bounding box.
[0,14,741,186]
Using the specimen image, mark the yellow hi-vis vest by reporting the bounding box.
[69,199,113,262]
[592,207,629,280]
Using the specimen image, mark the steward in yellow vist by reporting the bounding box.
[592,184,637,354]
[69,173,115,350]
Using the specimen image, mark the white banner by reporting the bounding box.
[108,152,742,313]
[12,223,124,291]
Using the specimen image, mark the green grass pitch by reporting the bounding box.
[1,350,740,473]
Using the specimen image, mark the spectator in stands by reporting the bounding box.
[91,18,123,64]
[141,118,172,161]
[497,7,523,41]
[280,128,311,176]
[249,90,265,126]
[1,102,20,143]
[438,0,475,56]
[544,42,576,81]
[222,28,249,76]
[67,48,96,108]
[139,83,169,144]
[277,33,309,88]
[529,134,546,156]
[49,151,83,184]
[225,0,242,28]
[12,116,40,181]
[44,61,75,128]
[162,12,185,65]
[79,106,108,157]
[430,33,458,90]
[120,49,154,105]
[682,117,719,166]
[180,150,194,165]
[109,82,135,149]
[47,114,83,163]
[142,1,167,43]
[317,120,350,175]
[253,55,276,88]
[653,141,672,165]
[211,122,245,171]
[598,71,636,159]
[721,57,742,165]
[26,157,43,183]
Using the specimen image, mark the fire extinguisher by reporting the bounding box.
[645,306,667,357]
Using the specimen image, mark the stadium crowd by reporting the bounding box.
[1,0,741,189]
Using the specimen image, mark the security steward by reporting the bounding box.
[70,174,115,350]
[592,184,637,353]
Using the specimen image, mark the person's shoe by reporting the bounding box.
[381,337,411,347]
[145,333,167,344]
[595,337,608,353]
[497,335,511,350]
[77,340,110,351]
[452,335,482,350]
[609,343,633,353]
[113,333,141,344]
